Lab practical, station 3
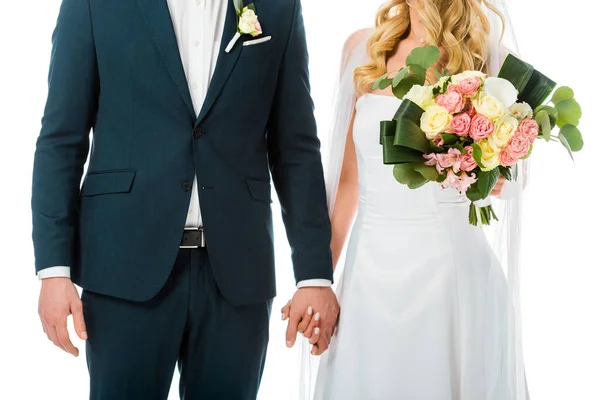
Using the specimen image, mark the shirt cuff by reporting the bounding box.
[297,279,332,288]
[37,266,71,280]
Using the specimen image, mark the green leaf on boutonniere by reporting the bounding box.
[551,86,575,104]
[233,0,244,12]
[555,98,582,128]
[406,46,441,71]
[393,164,428,189]
[559,124,584,153]
[535,110,552,142]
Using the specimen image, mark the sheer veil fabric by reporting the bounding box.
[295,1,528,399]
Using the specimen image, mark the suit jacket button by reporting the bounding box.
[193,127,203,138]
[182,182,193,191]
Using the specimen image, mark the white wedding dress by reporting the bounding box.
[313,93,519,400]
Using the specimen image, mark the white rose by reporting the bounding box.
[238,8,260,35]
[490,114,519,148]
[451,70,486,84]
[473,93,505,121]
[508,102,534,120]
[483,77,518,108]
[420,105,452,140]
[403,84,435,109]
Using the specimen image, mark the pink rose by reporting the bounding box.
[436,91,465,114]
[517,118,539,144]
[459,146,478,172]
[450,113,471,136]
[506,130,531,159]
[469,114,494,140]
[441,170,478,194]
[499,147,520,166]
[437,148,462,173]
[458,77,481,97]
[447,84,460,94]
[462,100,477,118]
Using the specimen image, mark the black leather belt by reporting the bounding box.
[180,227,206,249]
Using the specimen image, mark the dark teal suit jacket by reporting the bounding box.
[32,0,333,305]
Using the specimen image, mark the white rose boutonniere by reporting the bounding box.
[225,0,263,53]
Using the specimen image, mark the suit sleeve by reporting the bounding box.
[32,0,99,274]
[267,0,333,284]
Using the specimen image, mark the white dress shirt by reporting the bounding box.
[38,0,331,288]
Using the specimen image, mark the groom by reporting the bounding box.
[32,0,339,398]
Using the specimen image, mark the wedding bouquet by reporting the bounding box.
[376,47,584,225]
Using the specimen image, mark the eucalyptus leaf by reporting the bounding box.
[555,99,582,127]
[392,68,409,87]
[379,79,393,90]
[392,70,426,99]
[405,46,441,70]
[552,86,575,104]
[371,72,390,91]
[535,110,552,142]
[393,164,428,189]
[559,124,584,152]
[534,105,558,127]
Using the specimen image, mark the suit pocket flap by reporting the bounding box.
[246,179,272,203]
[81,170,136,197]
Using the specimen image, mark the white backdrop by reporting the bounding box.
[0,1,597,399]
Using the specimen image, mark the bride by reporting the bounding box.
[283,0,529,399]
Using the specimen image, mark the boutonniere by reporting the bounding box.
[225,0,263,53]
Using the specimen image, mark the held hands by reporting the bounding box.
[38,278,87,356]
[281,287,340,356]
[491,175,507,197]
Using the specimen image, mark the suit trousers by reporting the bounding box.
[82,248,273,399]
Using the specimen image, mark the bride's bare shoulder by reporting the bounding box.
[343,28,373,55]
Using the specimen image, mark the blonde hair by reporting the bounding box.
[355,0,503,93]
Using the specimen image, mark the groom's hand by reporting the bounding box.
[38,278,87,357]
[285,287,339,355]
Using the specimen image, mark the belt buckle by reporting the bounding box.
[180,227,205,249]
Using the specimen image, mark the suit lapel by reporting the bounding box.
[136,0,196,120]
[197,0,242,123]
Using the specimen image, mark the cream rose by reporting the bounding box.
[420,105,452,140]
[490,114,519,148]
[473,93,505,121]
[238,8,262,36]
[451,70,486,84]
[477,138,501,171]
[404,85,435,109]
[508,102,534,120]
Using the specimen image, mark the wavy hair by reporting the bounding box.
[355,0,503,93]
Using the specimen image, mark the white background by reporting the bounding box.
[0,0,597,399]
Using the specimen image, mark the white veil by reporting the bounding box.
[297,1,529,399]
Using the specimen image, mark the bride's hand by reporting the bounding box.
[491,176,507,197]
[281,300,323,354]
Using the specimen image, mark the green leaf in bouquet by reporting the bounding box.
[395,118,431,153]
[380,118,427,165]
[440,134,459,146]
[393,98,425,122]
[413,164,440,181]
[555,98,582,127]
[474,168,500,200]
[371,72,390,91]
[519,69,557,110]
[535,110,552,142]
[392,68,409,87]
[558,132,574,161]
[392,66,427,99]
[406,46,441,71]
[471,143,484,169]
[393,164,428,189]
[379,78,394,90]
[559,124,584,152]
[551,86,575,104]
[466,185,483,202]
[498,165,513,181]
[533,105,558,128]
[498,54,534,92]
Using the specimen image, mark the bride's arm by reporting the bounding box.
[330,110,359,271]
